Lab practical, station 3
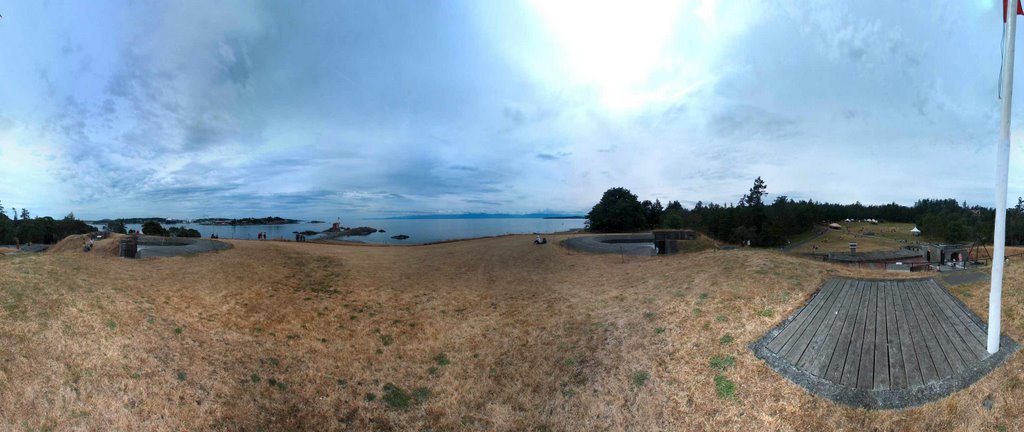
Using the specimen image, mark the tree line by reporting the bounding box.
[586,178,1024,247]
[0,201,97,245]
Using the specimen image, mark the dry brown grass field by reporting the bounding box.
[1,234,1023,430]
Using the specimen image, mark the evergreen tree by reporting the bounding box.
[740,177,768,207]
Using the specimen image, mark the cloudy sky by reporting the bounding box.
[0,0,1020,219]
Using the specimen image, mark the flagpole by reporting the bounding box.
[990,0,1019,354]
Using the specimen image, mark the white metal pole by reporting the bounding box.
[990,0,1019,354]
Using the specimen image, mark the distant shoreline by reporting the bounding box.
[372,214,584,220]
[309,229,586,247]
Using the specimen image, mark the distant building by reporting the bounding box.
[925,244,969,265]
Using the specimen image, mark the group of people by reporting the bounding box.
[294,233,308,242]
[257,232,268,240]
[533,235,548,245]
[209,233,220,239]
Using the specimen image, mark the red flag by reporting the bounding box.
[1005,0,1023,22]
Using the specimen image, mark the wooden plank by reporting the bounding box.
[884,280,908,389]
[857,280,879,390]
[904,280,953,381]
[917,280,983,364]
[893,280,923,387]
[767,279,840,353]
[776,279,844,361]
[926,281,988,358]
[797,278,855,371]
[929,281,987,345]
[781,277,847,365]
[897,280,934,385]
[805,279,858,377]
[824,280,865,383]
[873,280,891,390]
[908,279,967,374]
[841,280,871,387]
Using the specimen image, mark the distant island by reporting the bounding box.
[193,217,301,226]
[375,212,584,220]
[321,225,380,239]
[91,217,187,225]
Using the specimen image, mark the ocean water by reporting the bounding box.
[93,218,586,245]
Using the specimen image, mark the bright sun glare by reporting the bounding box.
[530,0,686,110]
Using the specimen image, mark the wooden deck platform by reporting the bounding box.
[751,278,1019,409]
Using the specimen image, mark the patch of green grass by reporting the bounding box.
[714,374,736,399]
[176,371,187,381]
[174,327,183,334]
[692,308,703,316]
[696,293,709,305]
[427,366,439,376]
[382,383,412,409]
[146,316,156,324]
[267,378,287,390]
[286,334,299,340]
[412,387,432,403]
[250,374,261,384]
[365,393,376,402]
[654,327,666,334]
[337,378,347,388]
[266,357,280,367]
[380,335,394,346]
[709,354,736,370]
[433,353,450,366]
[719,334,734,345]
[643,311,657,320]
[106,320,117,331]
[631,371,650,387]
[715,315,728,322]
[757,308,774,317]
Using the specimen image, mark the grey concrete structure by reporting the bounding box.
[563,234,656,256]
[926,244,970,265]
[134,235,231,258]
